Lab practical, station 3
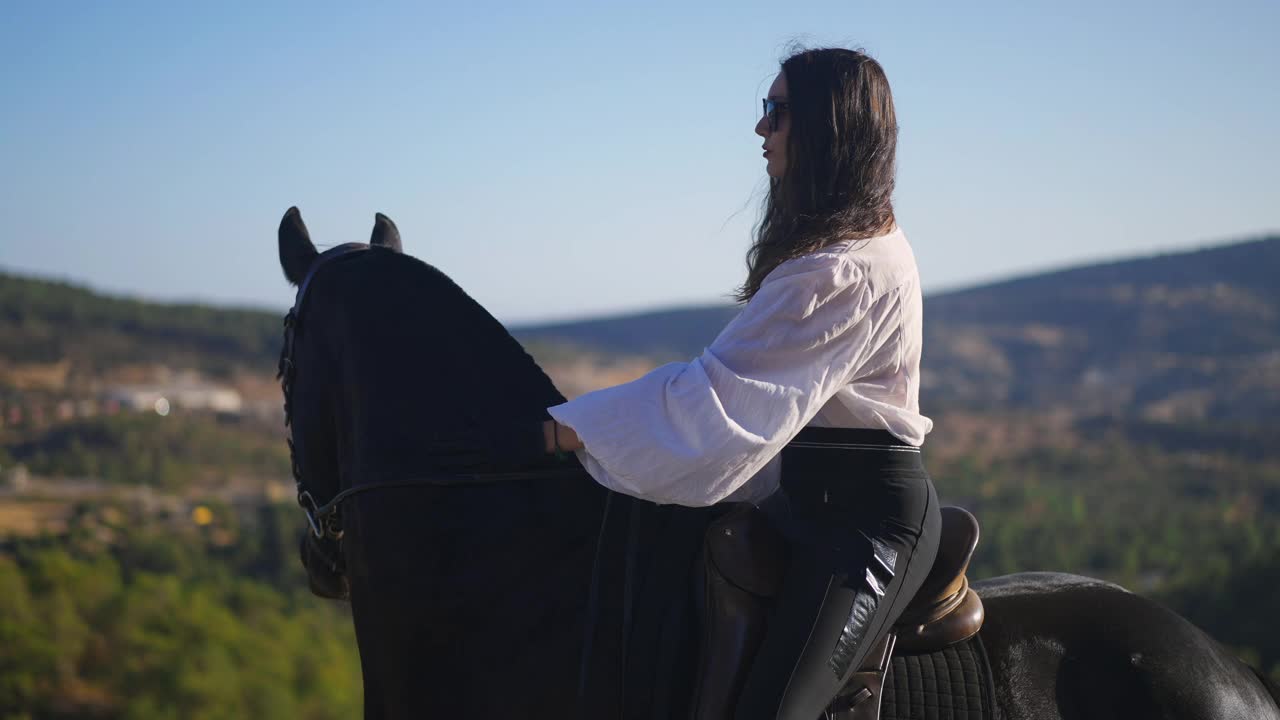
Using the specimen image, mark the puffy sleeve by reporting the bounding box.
[547,251,880,506]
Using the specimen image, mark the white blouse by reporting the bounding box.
[547,226,932,507]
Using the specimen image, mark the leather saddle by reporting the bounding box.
[690,505,983,720]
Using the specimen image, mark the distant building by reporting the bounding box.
[103,379,243,415]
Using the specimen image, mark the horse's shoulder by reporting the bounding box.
[972,571,1130,600]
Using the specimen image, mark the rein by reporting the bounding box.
[277,245,574,540]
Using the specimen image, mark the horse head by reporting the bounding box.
[277,202,595,517]
[270,205,607,714]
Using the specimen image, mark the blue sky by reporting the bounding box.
[1,1,1276,324]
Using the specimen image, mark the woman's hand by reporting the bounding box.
[542,420,584,454]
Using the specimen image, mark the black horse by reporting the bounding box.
[276,208,1279,719]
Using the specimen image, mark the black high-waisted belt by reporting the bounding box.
[739,426,941,720]
[760,426,933,561]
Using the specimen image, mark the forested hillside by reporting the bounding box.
[0,272,281,382]
[6,235,1277,414]
[0,505,361,718]
[921,235,1280,419]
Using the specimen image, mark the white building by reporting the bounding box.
[103,379,243,415]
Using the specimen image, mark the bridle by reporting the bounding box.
[277,244,370,540]
[277,244,581,541]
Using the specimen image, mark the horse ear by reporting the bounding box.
[278,206,319,287]
[370,212,402,252]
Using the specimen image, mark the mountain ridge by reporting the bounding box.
[3,235,1276,421]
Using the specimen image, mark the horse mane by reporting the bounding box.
[298,248,571,487]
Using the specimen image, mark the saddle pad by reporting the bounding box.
[880,635,995,720]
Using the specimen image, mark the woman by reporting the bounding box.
[542,47,941,719]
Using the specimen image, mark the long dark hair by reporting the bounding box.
[734,47,899,302]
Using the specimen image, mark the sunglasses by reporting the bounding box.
[762,98,790,132]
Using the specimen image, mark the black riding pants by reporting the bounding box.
[736,427,941,720]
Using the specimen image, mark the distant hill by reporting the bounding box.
[0,272,281,385]
[919,236,1280,420]
[514,235,1280,421]
[513,305,740,362]
[3,235,1277,420]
